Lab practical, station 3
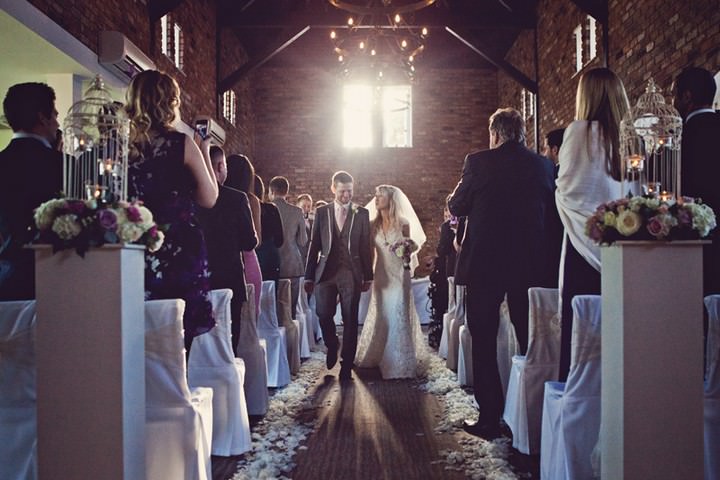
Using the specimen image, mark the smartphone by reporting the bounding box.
[195,120,209,139]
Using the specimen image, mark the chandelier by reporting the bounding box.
[328,0,436,82]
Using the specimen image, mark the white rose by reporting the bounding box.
[615,210,642,236]
[34,198,67,230]
[118,222,144,243]
[147,230,165,252]
[51,214,81,240]
[137,205,154,228]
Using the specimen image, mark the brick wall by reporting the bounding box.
[26,0,252,153]
[250,66,498,269]
[500,0,720,149]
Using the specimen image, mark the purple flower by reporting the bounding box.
[677,208,692,226]
[97,209,118,231]
[588,222,604,242]
[67,200,86,215]
[126,205,142,223]
[646,216,669,238]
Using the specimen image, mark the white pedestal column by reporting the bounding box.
[34,245,146,480]
[601,241,705,480]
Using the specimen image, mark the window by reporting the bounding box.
[342,84,412,149]
[521,88,535,122]
[574,15,598,73]
[160,15,183,71]
[222,90,237,126]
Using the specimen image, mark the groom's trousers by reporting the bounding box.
[314,269,360,366]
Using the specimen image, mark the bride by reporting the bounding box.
[355,185,428,379]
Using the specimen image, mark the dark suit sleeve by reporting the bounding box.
[305,207,322,280]
[448,154,475,217]
[273,207,285,248]
[237,192,258,251]
[359,208,374,282]
[437,221,455,257]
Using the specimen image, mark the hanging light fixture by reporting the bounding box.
[328,0,435,83]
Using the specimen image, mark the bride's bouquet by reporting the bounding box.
[389,237,419,270]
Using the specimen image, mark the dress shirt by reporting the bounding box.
[334,201,350,230]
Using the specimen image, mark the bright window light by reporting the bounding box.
[574,24,583,72]
[382,85,412,148]
[160,15,169,56]
[342,85,373,148]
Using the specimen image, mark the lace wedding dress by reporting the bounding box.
[355,225,428,379]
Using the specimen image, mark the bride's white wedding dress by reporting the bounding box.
[355,225,428,379]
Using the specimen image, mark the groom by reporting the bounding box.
[304,171,373,380]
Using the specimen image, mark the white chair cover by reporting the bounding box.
[277,279,301,374]
[504,287,561,454]
[411,276,432,325]
[497,298,519,397]
[705,295,720,480]
[457,324,473,386]
[307,292,323,342]
[540,295,601,480]
[189,289,252,456]
[298,286,316,351]
[446,285,465,370]
[295,304,311,359]
[145,299,213,480]
[0,300,38,480]
[438,277,456,359]
[257,281,291,387]
[237,284,269,416]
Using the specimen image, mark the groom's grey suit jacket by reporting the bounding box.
[304,202,373,286]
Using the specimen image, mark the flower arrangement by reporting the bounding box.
[585,195,716,245]
[33,197,164,256]
[389,237,419,270]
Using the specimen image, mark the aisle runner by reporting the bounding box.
[233,352,325,479]
[232,348,519,479]
[421,353,519,480]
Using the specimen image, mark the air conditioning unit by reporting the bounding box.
[99,31,156,82]
[194,116,226,147]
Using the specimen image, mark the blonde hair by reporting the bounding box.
[575,68,630,181]
[125,70,180,148]
[372,185,400,234]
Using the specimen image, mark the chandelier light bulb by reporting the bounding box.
[371,49,376,56]
[421,27,428,36]
[401,39,408,48]
[379,71,383,78]
[338,55,344,62]
[347,17,354,26]
[330,30,336,39]
[359,41,365,49]
[394,14,401,23]
[409,55,414,62]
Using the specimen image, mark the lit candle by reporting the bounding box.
[627,154,643,170]
[659,191,673,202]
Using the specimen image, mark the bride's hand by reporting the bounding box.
[361,280,372,292]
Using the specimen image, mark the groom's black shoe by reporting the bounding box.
[463,421,501,440]
[326,343,339,370]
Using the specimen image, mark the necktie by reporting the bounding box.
[337,206,348,231]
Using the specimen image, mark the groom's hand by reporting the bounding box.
[304,280,315,294]
[361,281,372,292]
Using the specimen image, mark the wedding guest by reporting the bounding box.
[0,82,62,300]
[673,66,720,295]
[448,107,554,439]
[198,146,258,352]
[541,128,565,288]
[556,68,629,380]
[254,175,284,284]
[125,70,218,353]
[268,176,307,319]
[297,193,313,264]
[225,154,263,318]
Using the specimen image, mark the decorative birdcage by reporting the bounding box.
[62,75,129,202]
[620,78,683,202]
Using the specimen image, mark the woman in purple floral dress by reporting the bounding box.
[125,70,219,352]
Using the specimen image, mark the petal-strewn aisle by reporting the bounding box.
[230,338,539,479]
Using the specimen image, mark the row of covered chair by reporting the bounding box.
[435,274,720,480]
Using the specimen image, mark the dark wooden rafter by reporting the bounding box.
[569,0,608,24]
[218,25,311,93]
[445,27,537,93]
[147,0,185,23]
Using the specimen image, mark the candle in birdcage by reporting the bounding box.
[659,191,673,202]
[627,154,644,170]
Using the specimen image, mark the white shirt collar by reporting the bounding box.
[12,132,52,149]
[686,108,716,123]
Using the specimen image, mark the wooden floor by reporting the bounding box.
[212,343,540,479]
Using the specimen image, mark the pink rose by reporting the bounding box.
[126,205,142,223]
[646,216,670,238]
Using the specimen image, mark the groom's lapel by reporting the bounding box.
[326,206,333,251]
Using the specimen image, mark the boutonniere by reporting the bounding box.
[350,204,358,215]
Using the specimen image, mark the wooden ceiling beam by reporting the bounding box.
[148,0,185,23]
[569,0,608,23]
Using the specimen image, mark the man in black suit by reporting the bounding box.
[448,108,555,439]
[673,66,720,295]
[198,146,258,352]
[0,82,63,300]
[541,128,565,288]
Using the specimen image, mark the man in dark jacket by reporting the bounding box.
[448,107,555,439]
[0,82,63,300]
